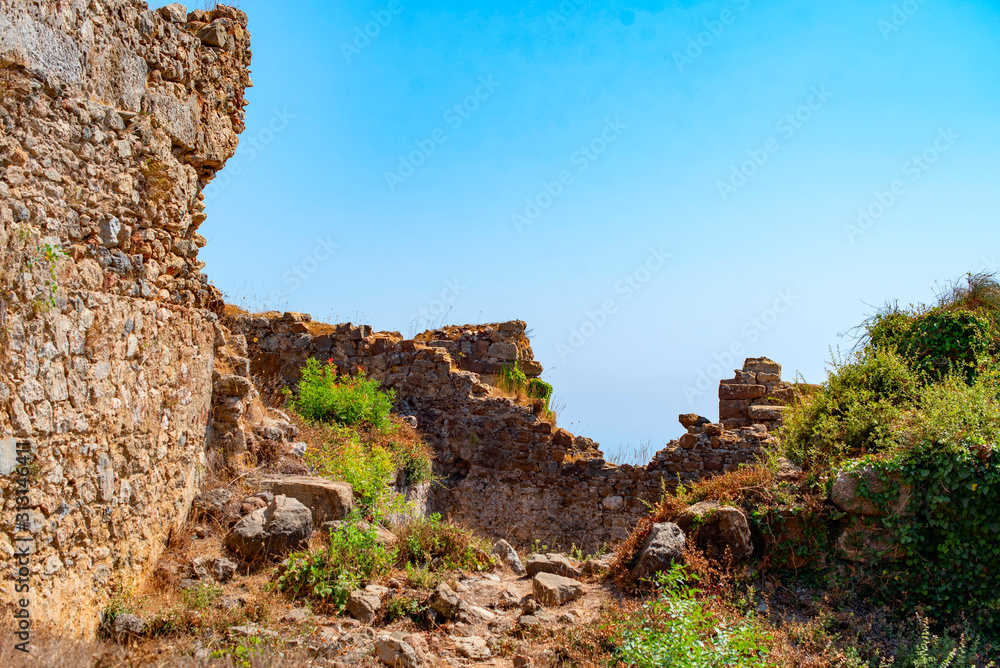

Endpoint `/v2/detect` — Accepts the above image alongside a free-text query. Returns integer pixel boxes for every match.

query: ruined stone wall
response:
[0,1,251,635]
[232,312,781,553]
[719,357,796,430]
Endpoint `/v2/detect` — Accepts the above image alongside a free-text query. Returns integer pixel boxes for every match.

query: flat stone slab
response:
[259,475,353,525]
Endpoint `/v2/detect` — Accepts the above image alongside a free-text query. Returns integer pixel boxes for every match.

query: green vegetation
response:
[272,513,495,610]
[273,515,396,612]
[290,358,395,430]
[496,361,555,420]
[288,358,433,515]
[617,565,771,667]
[394,512,494,572]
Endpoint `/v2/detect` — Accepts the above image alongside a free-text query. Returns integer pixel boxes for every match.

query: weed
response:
[394,513,494,572]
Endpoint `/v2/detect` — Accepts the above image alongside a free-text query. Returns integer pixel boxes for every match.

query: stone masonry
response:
[232,312,797,553]
[0,1,251,636]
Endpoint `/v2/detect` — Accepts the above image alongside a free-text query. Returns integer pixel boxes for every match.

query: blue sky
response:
[155,0,1000,461]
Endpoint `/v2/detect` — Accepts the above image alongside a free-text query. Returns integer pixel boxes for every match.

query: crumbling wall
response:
[719,357,796,430]
[233,312,783,552]
[0,1,251,636]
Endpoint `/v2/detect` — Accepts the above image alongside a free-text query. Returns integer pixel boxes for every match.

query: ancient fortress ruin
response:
[0,1,800,637]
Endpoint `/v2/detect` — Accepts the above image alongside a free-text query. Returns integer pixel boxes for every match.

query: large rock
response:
[525,553,581,578]
[225,495,312,561]
[831,468,912,516]
[532,573,584,607]
[635,522,686,580]
[676,501,753,562]
[260,475,354,525]
[492,539,526,576]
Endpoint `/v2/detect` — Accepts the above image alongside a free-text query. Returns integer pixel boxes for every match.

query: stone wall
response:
[0,1,251,635]
[719,357,796,430]
[232,312,786,553]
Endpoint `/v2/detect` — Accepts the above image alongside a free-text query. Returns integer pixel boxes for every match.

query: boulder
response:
[492,539,526,576]
[225,495,312,561]
[525,553,581,578]
[775,457,803,482]
[532,573,584,607]
[635,523,686,579]
[831,468,912,516]
[676,501,753,562]
[260,475,354,525]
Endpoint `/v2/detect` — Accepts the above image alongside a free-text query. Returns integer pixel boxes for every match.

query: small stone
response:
[281,607,312,624]
[429,583,463,620]
[112,613,146,640]
[455,635,491,660]
[374,635,420,668]
[157,3,188,23]
[346,587,383,624]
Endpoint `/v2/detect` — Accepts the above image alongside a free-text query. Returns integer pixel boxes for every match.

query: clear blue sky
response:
[155,0,1000,461]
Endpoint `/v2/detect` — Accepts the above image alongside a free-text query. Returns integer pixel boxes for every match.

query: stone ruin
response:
[0,0,806,637]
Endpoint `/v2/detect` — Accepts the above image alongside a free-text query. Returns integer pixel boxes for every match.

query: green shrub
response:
[291,359,395,430]
[868,309,992,384]
[394,513,494,572]
[780,348,921,470]
[497,361,554,412]
[273,515,396,611]
[305,425,397,512]
[616,565,771,667]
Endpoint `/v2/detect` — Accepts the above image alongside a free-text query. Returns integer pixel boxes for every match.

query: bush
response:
[394,513,494,572]
[868,309,993,384]
[291,359,395,430]
[304,425,397,512]
[273,516,396,611]
[616,565,771,667]
[497,361,554,414]
[780,348,921,470]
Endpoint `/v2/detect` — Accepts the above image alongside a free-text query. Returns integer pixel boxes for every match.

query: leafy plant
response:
[290,358,395,430]
[272,515,396,610]
[394,513,494,572]
[616,565,771,667]
[304,425,397,511]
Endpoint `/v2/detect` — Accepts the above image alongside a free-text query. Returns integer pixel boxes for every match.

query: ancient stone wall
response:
[232,312,782,553]
[719,357,796,430]
[0,1,251,635]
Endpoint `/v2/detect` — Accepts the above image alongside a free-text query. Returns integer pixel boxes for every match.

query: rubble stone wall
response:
[0,0,251,635]
[233,312,781,553]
